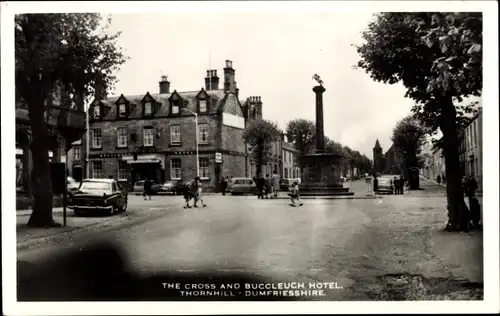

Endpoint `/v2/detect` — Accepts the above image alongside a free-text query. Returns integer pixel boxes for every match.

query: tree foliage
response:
[391,115,428,185]
[16,14,128,227]
[355,12,482,231]
[285,119,316,156]
[355,12,482,131]
[242,119,281,177]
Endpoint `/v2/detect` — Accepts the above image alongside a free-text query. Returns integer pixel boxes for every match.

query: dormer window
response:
[93,105,100,118]
[199,100,207,113]
[144,102,152,115]
[118,104,127,117]
[171,102,179,114]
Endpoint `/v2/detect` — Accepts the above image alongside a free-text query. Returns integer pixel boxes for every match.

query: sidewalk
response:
[420,176,483,197]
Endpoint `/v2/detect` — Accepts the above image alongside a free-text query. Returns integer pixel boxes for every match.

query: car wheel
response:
[118,200,128,212]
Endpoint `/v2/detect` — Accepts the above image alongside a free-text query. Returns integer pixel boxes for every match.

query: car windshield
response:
[79,181,111,191]
[379,178,391,184]
[135,181,145,186]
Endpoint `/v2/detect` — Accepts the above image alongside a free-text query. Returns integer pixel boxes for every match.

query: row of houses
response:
[66,60,301,192]
[421,108,483,191]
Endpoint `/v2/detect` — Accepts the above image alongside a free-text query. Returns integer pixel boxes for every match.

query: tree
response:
[285,119,316,158]
[242,119,281,178]
[16,14,128,227]
[355,12,482,231]
[391,115,428,189]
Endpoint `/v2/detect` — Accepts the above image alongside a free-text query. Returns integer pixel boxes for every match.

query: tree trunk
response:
[440,97,469,232]
[25,81,57,228]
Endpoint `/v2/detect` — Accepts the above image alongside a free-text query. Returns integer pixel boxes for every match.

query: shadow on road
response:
[17,241,297,301]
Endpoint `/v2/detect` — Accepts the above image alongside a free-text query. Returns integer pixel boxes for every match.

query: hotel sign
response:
[222,113,245,129]
[215,152,222,163]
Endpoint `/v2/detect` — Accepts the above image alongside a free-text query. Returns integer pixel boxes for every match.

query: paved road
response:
[17,182,483,301]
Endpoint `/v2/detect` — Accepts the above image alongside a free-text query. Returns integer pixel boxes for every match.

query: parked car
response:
[228,177,257,195]
[68,178,128,216]
[67,177,80,193]
[376,177,394,194]
[160,180,185,195]
[132,180,163,195]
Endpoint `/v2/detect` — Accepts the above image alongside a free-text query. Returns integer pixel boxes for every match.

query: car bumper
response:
[69,205,113,211]
[377,187,394,193]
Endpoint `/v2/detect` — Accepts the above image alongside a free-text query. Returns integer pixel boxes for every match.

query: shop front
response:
[122,154,166,185]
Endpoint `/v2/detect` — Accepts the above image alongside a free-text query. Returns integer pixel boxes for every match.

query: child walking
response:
[289,181,303,207]
[194,177,207,208]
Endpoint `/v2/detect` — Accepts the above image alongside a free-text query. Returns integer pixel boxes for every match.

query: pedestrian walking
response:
[182,180,193,209]
[288,181,303,207]
[373,174,379,195]
[143,177,152,200]
[364,174,372,194]
[257,175,265,199]
[194,177,207,208]
[264,174,272,199]
[220,177,227,196]
[393,176,399,194]
[272,170,280,198]
[436,174,441,185]
[399,174,405,195]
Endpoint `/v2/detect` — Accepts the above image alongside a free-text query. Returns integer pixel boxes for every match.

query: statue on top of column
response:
[312,74,324,86]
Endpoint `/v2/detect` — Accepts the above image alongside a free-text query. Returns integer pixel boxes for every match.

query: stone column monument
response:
[299,74,353,196]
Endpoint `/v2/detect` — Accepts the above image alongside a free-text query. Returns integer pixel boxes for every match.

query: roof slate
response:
[99,89,228,120]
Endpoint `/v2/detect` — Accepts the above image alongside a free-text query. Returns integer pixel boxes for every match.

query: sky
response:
[106,12,417,158]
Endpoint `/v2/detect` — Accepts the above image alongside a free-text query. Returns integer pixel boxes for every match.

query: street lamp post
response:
[182,108,199,177]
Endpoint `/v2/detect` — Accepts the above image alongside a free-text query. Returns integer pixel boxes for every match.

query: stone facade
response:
[81,60,258,192]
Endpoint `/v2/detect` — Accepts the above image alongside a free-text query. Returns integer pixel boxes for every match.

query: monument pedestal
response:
[299,153,354,196]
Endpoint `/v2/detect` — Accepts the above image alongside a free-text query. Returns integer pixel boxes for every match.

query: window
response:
[199,158,209,179]
[284,168,289,178]
[171,159,182,180]
[112,182,117,191]
[74,147,81,160]
[117,127,127,148]
[283,150,287,162]
[199,100,207,113]
[199,124,209,143]
[92,129,102,149]
[91,161,103,178]
[143,127,154,147]
[170,125,180,144]
[118,104,127,117]
[118,160,129,181]
[171,102,180,114]
[144,102,152,115]
[93,105,100,118]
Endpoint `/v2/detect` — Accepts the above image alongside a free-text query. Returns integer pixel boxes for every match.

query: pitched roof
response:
[97,89,227,120]
[374,139,382,149]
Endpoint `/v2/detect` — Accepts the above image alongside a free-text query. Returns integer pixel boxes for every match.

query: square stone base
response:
[299,153,352,195]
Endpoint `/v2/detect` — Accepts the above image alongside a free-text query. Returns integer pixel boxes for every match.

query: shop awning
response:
[127,159,161,164]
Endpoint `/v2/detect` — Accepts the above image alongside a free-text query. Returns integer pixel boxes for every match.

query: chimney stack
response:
[159,75,170,94]
[223,60,236,93]
[205,70,220,91]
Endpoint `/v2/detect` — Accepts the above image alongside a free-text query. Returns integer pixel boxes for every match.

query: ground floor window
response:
[92,161,103,178]
[284,168,289,178]
[199,158,209,179]
[171,158,182,180]
[118,160,130,181]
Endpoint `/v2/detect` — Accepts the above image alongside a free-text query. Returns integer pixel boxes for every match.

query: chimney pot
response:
[207,70,210,77]
[214,70,217,76]
[159,76,170,94]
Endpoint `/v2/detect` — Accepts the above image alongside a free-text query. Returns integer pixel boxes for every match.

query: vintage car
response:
[160,180,185,195]
[68,178,128,216]
[376,176,394,194]
[228,177,257,195]
[132,180,163,195]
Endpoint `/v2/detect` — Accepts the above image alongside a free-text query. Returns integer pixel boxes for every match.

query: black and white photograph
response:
[1,1,498,315]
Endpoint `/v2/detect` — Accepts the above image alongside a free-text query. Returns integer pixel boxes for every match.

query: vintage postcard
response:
[1,1,498,315]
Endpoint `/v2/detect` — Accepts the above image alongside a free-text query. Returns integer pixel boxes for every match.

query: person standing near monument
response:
[289,181,303,207]
[272,170,280,198]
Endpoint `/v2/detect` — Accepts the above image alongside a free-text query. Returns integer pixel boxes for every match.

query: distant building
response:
[421,107,482,191]
[383,144,401,174]
[282,141,301,179]
[458,108,483,191]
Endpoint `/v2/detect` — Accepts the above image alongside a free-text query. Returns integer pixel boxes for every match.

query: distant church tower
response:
[373,139,383,175]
